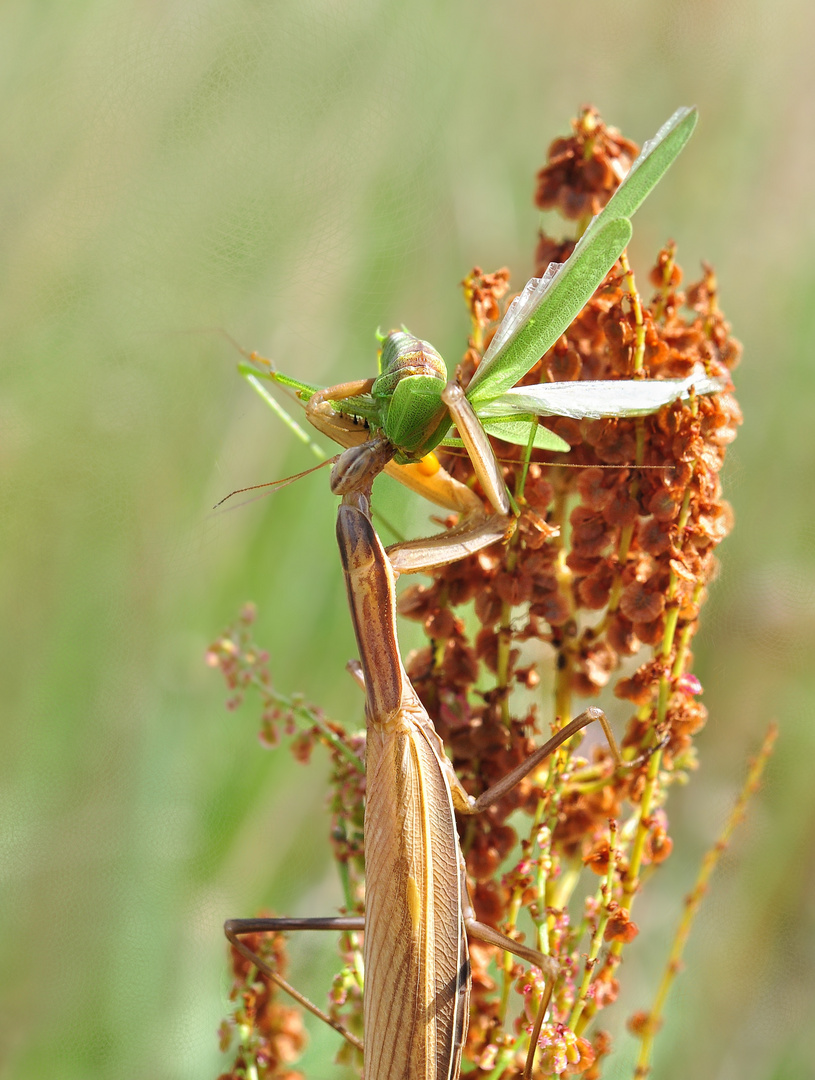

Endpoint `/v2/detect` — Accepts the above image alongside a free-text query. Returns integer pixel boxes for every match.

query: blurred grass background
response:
[2,1,813,1077]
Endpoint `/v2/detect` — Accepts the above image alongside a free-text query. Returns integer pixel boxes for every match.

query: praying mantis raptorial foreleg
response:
[226,495,623,1080]
[318,376,516,574]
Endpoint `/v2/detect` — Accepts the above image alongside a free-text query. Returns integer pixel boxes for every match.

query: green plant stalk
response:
[571,820,618,1034]
[634,723,778,1076]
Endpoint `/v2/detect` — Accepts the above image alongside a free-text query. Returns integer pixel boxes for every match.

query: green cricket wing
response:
[441,416,571,453]
[466,106,698,406]
[481,417,571,451]
[581,106,697,243]
[466,217,632,405]
[477,370,728,421]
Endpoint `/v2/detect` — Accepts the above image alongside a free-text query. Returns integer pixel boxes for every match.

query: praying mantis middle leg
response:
[226,495,622,1080]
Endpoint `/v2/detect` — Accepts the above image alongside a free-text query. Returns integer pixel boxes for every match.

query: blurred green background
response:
[2,1,813,1077]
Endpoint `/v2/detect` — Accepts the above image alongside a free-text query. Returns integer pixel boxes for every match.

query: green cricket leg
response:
[441,382,511,517]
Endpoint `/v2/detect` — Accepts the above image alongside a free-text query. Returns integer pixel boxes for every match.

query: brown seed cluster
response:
[535,106,639,223]
[395,110,740,1073]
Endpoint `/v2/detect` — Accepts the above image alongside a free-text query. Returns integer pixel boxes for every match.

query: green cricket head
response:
[371,331,452,463]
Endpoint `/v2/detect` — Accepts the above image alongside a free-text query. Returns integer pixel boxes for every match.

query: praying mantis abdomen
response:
[364,722,469,1080]
[340,502,470,1080]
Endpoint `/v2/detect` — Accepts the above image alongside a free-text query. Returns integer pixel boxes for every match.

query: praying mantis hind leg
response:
[454,714,623,1078]
[462,911,559,1080]
[437,709,623,1080]
[223,914,366,1052]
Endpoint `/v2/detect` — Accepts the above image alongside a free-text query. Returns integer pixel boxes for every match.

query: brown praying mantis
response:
[226,488,623,1080]
[222,106,731,1077]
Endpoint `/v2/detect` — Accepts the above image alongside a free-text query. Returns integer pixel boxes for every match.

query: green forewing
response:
[479,417,571,452]
[467,217,633,404]
[467,106,698,406]
[581,107,697,243]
